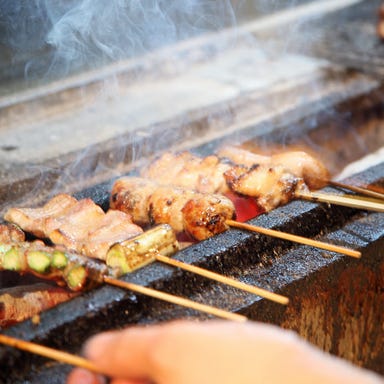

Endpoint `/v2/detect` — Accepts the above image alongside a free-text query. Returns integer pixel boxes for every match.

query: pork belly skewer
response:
[0,226,245,322]
[4,194,145,260]
[4,196,287,305]
[110,177,361,258]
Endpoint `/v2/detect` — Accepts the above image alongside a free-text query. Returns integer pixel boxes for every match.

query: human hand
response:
[67,320,382,384]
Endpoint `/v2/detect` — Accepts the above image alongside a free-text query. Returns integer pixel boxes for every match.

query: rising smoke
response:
[1,0,240,82]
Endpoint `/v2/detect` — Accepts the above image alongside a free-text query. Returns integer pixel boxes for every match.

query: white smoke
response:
[20,0,239,79]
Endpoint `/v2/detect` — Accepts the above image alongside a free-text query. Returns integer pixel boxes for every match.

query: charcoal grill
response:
[0,1,383,382]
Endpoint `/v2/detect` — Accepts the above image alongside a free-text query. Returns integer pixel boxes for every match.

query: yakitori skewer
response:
[106,227,288,305]
[141,149,384,216]
[0,334,107,376]
[218,145,384,207]
[327,180,384,201]
[103,276,246,322]
[0,229,245,322]
[296,190,384,213]
[111,177,362,259]
[154,253,289,305]
[226,220,361,258]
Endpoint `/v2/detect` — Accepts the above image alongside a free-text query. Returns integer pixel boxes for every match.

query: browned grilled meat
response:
[4,194,78,238]
[141,151,231,194]
[218,146,329,190]
[224,164,307,212]
[0,223,25,243]
[4,194,143,260]
[110,177,236,241]
[0,283,77,328]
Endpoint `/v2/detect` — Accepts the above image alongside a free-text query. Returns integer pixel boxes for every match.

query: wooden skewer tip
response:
[226,220,361,259]
[155,253,289,305]
[0,334,106,376]
[103,276,247,322]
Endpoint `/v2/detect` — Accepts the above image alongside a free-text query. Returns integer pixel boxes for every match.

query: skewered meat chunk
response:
[110,177,236,240]
[0,283,77,328]
[4,194,77,238]
[224,164,307,212]
[218,146,329,190]
[141,151,231,193]
[83,210,144,260]
[4,195,143,260]
[140,150,316,212]
[48,198,106,252]
[0,224,25,243]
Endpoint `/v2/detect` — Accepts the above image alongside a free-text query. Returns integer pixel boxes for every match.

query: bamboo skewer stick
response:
[107,225,288,306]
[0,334,107,376]
[328,180,384,201]
[226,220,361,258]
[296,190,384,213]
[154,253,289,305]
[103,276,247,322]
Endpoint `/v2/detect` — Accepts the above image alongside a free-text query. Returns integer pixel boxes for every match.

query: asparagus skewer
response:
[0,226,247,321]
[0,225,180,291]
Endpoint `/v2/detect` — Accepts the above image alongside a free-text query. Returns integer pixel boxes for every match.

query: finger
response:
[66,368,106,384]
[83,324,163,380]
[82,320,274,381]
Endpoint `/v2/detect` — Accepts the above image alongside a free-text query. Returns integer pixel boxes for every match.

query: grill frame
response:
[1,1,384,381]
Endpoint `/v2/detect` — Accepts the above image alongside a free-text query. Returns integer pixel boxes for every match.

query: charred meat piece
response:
[224,164,307,212]
[110,177,236,241]
[0,283,77,328]
[141,151,231,193]
[218,146,329,190]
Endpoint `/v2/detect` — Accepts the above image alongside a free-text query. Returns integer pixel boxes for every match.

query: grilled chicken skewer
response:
[110,177,235,240]
[217,145,329,190]
[142,150,384,213]
[0,224,245,322]
[110,177,361,258]
[218,145,384,200]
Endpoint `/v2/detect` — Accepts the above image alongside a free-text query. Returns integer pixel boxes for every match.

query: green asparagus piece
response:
[26,250,51,273]
[106,224,180,274]
[52,250,68,269]
[64,265,88,291]
[0,242,108,291]
[2,247,25,271]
